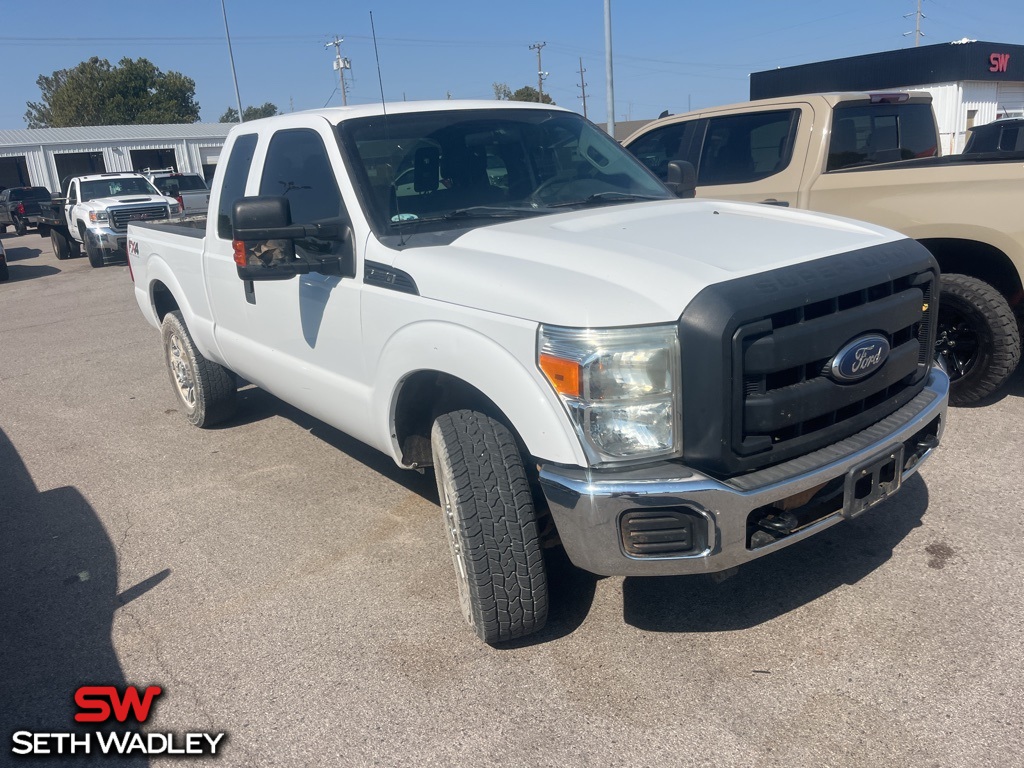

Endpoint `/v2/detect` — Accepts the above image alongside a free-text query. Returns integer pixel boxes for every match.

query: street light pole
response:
[604,0,615,140]
[220,0,244,123]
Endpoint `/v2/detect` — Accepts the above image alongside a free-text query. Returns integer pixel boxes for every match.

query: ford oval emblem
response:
[830,334,890,383]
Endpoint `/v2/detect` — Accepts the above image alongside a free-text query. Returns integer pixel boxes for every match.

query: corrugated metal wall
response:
[0,137,225,193]
[997,83,1024,116]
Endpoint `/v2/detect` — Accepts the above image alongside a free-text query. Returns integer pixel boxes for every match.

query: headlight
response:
[169,202,181,215]
[88,211,108,223]
[539,324,681,465]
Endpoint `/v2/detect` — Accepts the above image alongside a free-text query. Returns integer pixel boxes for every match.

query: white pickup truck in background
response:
[126,102,948,643]
[40,172,179,267]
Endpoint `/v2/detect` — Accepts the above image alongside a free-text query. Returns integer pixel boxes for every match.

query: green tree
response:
[219,102,280,123]
[25,57,200,128]
[493,82,554,104]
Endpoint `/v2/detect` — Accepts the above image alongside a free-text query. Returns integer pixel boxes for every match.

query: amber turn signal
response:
[539,354,581,397]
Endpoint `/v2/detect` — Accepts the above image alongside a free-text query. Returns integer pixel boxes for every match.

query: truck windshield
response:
[80,177,160,201]
[337,108,672,234]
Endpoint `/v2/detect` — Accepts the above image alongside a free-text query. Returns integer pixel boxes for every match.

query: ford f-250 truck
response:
[624,91,1024,405]
[39,173,179,267]
[127,102,948,643]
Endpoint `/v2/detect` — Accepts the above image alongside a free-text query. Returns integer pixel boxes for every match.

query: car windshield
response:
[154,175,208,194]
[337,108,672,235]
[80,177,160,201]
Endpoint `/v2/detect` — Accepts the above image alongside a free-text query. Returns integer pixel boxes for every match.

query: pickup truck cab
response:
[63,173,180,267]
[128,102,948,643]
[624,92,1024,404]
[143,168,211,216]
[0,186,52,236]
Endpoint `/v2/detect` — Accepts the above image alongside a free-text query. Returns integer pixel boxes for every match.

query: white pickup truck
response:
[127,102,948,644]
[43,173,180,267]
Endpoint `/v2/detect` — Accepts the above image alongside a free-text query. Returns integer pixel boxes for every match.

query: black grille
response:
[678,238,940,477]
[110,205,169,232]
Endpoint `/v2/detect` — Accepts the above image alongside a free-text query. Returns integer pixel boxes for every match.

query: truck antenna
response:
[370,11,406,247]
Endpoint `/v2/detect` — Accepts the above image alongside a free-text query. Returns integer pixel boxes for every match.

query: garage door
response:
[996,83,1024,118]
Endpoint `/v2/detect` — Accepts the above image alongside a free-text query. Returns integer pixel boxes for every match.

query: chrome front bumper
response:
[539,368,948,577]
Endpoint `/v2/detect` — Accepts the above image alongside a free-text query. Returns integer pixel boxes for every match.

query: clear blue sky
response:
[0,0,1020,128]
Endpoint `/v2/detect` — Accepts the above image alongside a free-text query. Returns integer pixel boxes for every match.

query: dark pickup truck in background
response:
[0,186,52,236]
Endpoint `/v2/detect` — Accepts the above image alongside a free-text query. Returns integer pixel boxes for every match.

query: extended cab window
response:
[696,110,798,186]
[625,121,698,182]
[216,133,258,240]
[827,102,937,171]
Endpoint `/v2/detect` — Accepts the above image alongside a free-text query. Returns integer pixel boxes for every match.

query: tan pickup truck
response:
[624,92,1024,405]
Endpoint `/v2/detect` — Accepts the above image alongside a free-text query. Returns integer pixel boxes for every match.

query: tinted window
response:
[625,121,698,181]
[696,110,797,185]
[155,175,208,195]
[259,129,345,260]
[10,187,51,201]
[216,133,258,240]
[999,125,1024,151]
[827,103,937,171]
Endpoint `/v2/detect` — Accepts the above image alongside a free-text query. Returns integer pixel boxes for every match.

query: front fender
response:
[372,320,586,468]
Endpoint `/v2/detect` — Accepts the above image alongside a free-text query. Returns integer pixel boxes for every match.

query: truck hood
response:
[79,195,174,211]
[391,198,906,327]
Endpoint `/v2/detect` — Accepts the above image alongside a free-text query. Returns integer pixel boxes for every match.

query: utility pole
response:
[530,42,548,103]
[604,0,615,140]
[325,36,351,106]
[904,0,925,47]
[578,57,588,118]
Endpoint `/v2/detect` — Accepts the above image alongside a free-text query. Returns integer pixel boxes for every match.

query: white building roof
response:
[0,123,233,148]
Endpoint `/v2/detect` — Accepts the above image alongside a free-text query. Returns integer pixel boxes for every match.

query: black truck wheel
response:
[937,273,1021,405]
[431,409,548,644]
[14,217,27,236]
[160,311,237,427]
[0,260,8,282]
[51,229,71,260]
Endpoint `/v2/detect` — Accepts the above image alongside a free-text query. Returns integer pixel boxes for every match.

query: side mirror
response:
[666,160,697,199]
[231,196,343,281]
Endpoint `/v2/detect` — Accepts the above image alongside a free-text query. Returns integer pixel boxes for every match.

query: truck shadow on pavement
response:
[231,386,599,642]
[621,474,929,633]
[2,243,43,261]
[0,428,154,765]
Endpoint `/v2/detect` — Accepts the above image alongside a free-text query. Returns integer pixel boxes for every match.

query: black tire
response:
[937,273,1021,405]
[0,261,8,282]
[0,224,7,233]
[86,242,104,268]
[431,409,548,644]
[51,229,70,260]
[14,216,26,237]
[160,311,237,427]
[69,238,81,259]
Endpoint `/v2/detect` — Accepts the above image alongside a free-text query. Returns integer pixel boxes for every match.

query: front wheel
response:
[160,311,237,427]
[937,273,1021,405]
[431,410,548,644]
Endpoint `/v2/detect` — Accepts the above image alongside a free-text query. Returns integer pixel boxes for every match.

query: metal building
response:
[751,40,1024,154]
[0,123,232,194]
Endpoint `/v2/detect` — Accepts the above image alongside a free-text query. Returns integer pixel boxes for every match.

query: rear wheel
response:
[937,273,1021,405]
[51,229,70,260]
[14,217,27,236]
[431,409,548,644]
[160,311,237,427]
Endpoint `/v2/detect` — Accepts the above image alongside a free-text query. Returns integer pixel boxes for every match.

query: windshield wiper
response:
[440,205,547,220]
[544,191,669,208]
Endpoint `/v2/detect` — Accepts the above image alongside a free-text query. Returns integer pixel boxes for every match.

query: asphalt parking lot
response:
[1,228,1022,767]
